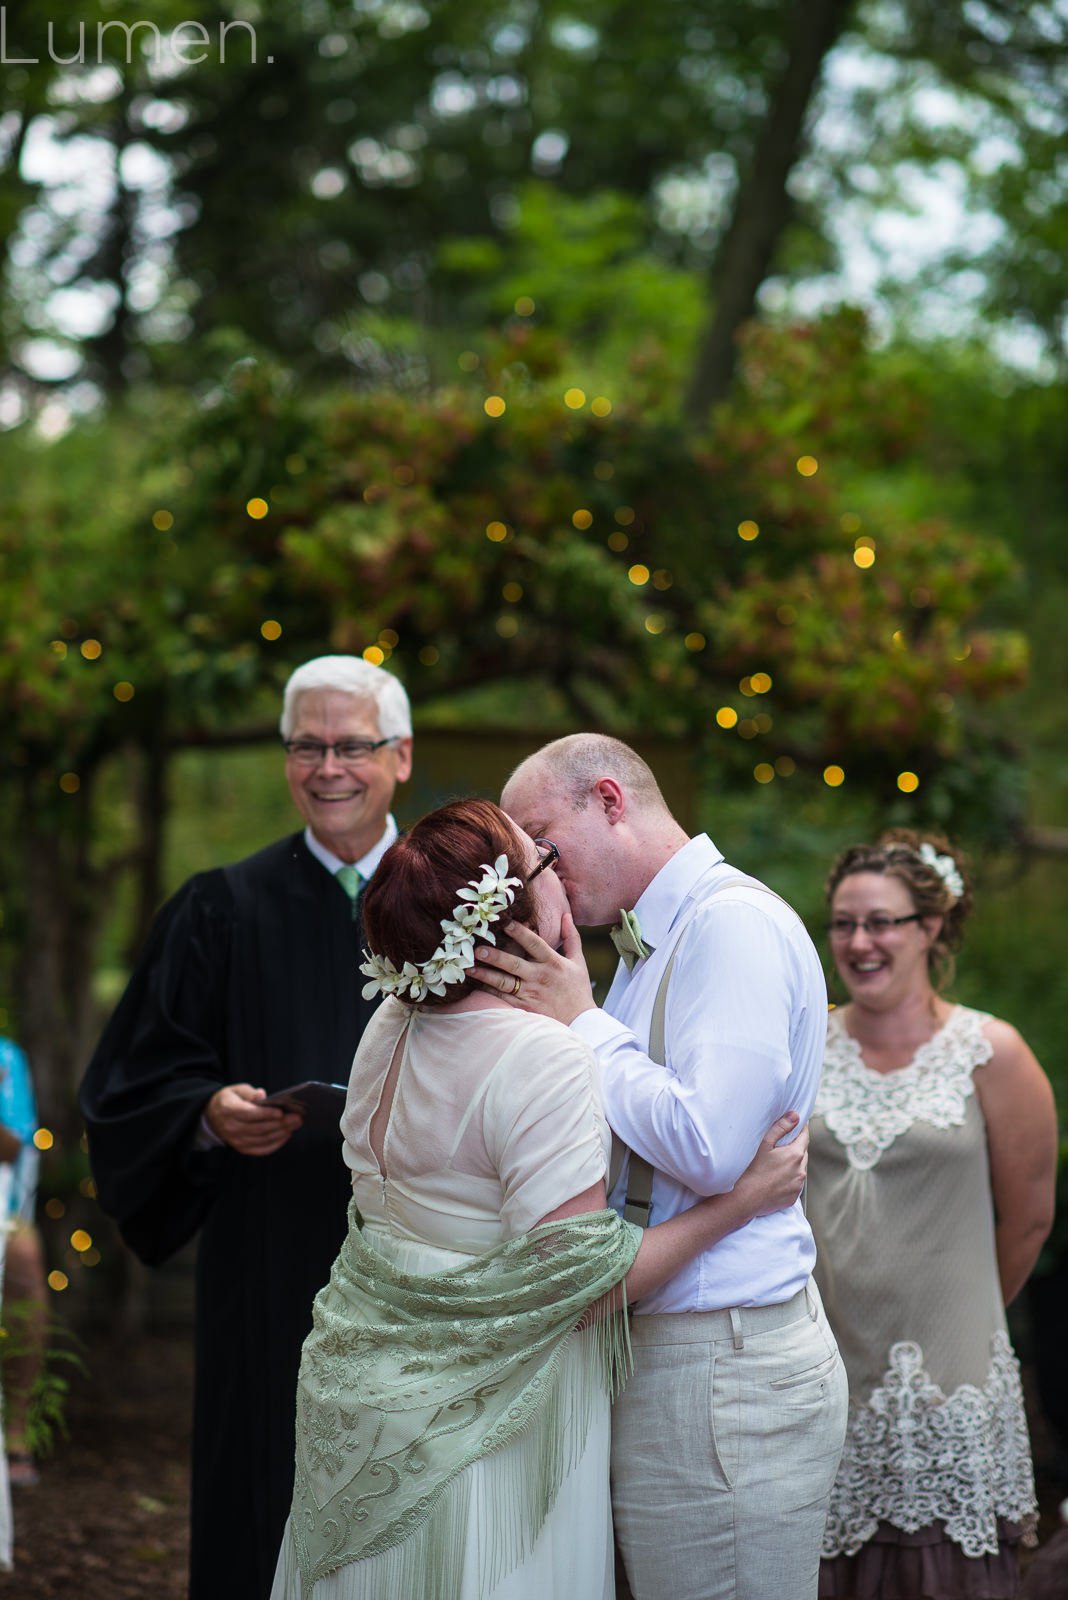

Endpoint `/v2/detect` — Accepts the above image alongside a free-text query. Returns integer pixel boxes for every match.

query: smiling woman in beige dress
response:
[807,830,1057,1600]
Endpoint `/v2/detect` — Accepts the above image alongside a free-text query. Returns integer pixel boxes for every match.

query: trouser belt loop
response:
[729,1305,744,1351]
[806,1282,818,1321]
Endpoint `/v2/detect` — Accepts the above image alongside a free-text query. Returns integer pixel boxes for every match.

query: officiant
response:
[79,655,413,1600]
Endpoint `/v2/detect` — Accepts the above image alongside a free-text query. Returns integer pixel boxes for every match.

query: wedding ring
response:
[510,974,522,997]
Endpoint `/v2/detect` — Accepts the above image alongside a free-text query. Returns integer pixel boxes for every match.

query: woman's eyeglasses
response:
[526,840,560,882]
[825,913,922,940]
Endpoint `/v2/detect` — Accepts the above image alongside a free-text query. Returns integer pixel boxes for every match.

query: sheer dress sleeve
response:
[483,1019,610,1238]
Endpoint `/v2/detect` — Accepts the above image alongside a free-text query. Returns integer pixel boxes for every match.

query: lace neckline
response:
[830,1003,962,1080]
[817,1004,993,1169]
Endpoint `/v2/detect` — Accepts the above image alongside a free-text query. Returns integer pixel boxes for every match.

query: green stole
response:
[289,1201,642,1596]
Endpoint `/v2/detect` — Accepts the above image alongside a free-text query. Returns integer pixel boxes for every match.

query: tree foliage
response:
[2,0,1066,409]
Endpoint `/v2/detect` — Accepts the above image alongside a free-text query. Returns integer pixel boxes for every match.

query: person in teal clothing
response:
[0,1036,48,1487]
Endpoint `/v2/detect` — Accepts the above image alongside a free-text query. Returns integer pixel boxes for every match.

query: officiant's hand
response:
[205,1083,304,1156]
[473,913,597,1026]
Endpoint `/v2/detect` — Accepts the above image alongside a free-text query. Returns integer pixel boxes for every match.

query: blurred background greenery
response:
[0,0,1066,1317]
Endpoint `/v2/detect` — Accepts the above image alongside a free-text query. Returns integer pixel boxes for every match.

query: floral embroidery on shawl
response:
[288,1201,640,1598]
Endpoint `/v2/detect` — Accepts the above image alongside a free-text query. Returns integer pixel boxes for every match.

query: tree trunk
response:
[83,86,139,393]
[130,732,170,958]
[15,769,105,1137]
[686,0,856,420]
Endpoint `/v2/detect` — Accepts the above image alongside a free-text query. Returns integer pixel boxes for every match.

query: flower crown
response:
[917,842,964,904]
[359,854,523,1003]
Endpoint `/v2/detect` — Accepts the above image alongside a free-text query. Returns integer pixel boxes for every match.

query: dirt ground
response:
[0,1331,192,1599]
[1,1327,1066,1600]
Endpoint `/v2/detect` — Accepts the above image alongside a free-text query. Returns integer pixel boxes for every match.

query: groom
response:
[477,732,847,1600]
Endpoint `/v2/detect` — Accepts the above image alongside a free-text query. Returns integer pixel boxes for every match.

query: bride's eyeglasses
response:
[526,840,561,882]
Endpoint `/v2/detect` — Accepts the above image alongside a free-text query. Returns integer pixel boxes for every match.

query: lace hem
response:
[816,1006,993,1170]
[823,1333,1038,1561]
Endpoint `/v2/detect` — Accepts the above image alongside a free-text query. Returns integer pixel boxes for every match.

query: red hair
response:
[362,798,535,1007]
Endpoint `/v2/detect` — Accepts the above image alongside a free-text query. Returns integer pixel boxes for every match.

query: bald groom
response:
[476,733,847,1600]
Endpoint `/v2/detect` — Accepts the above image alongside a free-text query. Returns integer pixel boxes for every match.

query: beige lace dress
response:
[808,1005,1038,1599]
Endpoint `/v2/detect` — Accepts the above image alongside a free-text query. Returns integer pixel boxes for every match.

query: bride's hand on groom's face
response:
[472,913,597,1026]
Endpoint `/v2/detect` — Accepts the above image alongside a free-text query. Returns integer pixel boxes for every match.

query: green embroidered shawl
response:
[289,1201,641,1597]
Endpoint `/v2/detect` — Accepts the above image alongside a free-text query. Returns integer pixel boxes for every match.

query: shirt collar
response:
[631,833,724,950]
[303,816,399,880]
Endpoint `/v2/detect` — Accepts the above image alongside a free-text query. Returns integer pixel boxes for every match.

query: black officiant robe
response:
[80,833,378,1600]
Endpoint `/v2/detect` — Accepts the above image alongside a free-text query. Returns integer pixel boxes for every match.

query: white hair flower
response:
[358,854,523,1002]
[917,842,964,903]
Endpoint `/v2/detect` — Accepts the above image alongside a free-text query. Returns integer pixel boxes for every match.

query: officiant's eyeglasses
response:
[283,738,399,765]
[826,913,922,940]
[526,839,561,882]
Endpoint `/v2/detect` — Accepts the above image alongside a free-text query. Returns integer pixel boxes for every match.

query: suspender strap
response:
[618,876,786,1228]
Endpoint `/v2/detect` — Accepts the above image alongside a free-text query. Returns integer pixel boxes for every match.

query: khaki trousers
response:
[611,1282,848,1600]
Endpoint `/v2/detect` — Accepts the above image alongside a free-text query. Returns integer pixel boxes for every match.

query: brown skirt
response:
[819,1519,1025,1600]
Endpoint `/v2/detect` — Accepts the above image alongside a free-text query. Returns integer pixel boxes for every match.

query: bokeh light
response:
[823,765,845,787]
[484,396,506,417]
[246,497,269,519]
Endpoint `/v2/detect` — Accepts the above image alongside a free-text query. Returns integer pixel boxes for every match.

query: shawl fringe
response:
[286,1204,639,1599]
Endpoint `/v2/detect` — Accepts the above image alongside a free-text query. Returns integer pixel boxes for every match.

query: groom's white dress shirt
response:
[570,833,827,1315]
